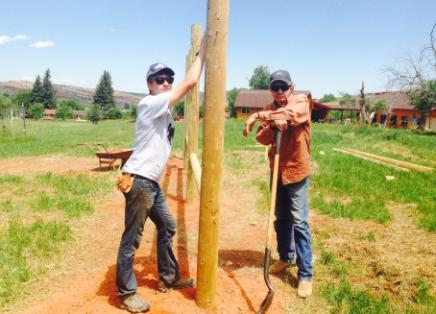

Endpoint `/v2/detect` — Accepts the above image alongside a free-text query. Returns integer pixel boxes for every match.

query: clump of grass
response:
[412,280,435,307]
[0,218,71,306]
[312,196,392,224]
[320,250,336,265]
[1,200,15,212]
[0,175,23,184]
[321,280,391,314]
[252,178,270,214]
[357,231,377,242]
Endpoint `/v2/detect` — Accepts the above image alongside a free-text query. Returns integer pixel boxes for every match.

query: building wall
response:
[236,107,261,119]
[374,109,436,129]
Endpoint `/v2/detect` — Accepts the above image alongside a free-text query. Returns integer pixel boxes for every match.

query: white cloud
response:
[30,40,54,48]
[0,34,30,45]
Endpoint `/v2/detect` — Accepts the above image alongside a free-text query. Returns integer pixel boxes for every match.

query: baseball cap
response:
[270,70,292,85]
[146,63,175,80]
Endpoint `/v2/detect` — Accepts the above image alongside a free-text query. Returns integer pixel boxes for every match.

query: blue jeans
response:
[116,176,179,296]
[274,176,312,280]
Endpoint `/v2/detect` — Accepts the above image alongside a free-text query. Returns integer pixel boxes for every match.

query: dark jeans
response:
[116,176,179,296]
[275,176,312,280]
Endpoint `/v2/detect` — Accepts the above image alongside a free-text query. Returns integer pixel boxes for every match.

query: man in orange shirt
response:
[243,70,313,298]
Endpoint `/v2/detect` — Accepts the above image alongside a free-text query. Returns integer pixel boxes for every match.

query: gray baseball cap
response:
[270,70,292,85]
[146,63,175,80]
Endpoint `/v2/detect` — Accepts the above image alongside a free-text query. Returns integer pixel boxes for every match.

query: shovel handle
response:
[265,131,282,249]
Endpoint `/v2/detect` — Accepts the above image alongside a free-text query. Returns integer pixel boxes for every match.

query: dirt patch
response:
[2,155,434,313]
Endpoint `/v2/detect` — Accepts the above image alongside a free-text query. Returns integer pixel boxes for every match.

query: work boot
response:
[269,259,296,274]
[157,277,195,293]
[297,280,313,298]
[119,293,150,313]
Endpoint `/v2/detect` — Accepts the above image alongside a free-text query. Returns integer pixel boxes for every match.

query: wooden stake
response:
[196,0,229,309]
[186,24,202,202]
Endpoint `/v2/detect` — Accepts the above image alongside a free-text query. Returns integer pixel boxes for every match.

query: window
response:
[380,114,387,124]
[390,115,397,125]
[241,107,251,114]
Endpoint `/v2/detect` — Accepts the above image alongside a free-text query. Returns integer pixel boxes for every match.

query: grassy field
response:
[0,119,435,312]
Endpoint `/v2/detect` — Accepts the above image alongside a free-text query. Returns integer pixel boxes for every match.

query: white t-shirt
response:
[122,92,174,182]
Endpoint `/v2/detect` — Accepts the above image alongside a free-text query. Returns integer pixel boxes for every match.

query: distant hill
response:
[0,80,146,107]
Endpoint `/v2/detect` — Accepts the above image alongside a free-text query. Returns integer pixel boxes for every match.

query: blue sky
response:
[1,0,435,98]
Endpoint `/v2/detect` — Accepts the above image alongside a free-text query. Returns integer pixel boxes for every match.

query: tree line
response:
[0,69,135,124]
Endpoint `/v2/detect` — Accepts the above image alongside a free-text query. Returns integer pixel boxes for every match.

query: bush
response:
[58,99,84,110]
[55,105,73,120]
[105,107,123,119]
[27,103,44,119]
[87,104,102,124]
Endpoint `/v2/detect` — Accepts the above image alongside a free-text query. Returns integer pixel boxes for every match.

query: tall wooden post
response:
[185,24,202,202]
[196,0,229,310]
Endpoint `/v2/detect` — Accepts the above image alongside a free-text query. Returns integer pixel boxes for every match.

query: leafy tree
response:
[30,75,44,104]
[93,70,115,116]
[173,100,184,117]
[249,65,270,89]
[55,105,74,120]
[407,80,436,130]
[42,69,56,109]
[0,95,11,132]
[227,88,240,118]
[130,105,137,119]
[27,103,44,119]
[319,94,336,103]
[87,104,102,124]
[13,91,32,109]
[105,107,123,119]
[59,99,84,110]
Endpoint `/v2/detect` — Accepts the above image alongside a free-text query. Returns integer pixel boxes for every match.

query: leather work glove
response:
[117,173,133,193]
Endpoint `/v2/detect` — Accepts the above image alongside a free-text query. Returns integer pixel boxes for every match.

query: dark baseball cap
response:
[270,70,292,85]
[146,63,175,80]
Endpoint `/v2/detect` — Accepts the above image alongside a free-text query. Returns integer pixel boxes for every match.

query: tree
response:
[87,103,102,124]
[55,105,74,120]
[249,65,270,89]
[27,103,44,119]
[384,23,436,129]
[0,95,11,133]
[130,105,137,119]
[407,80,436,129]
[226,88,240,118]
[93,70,115,116]
[59,99,84,110]
[30,75,44,104]
[319,94,336,103]
[338,92,356,122]
[173,100,184,117]
[13,91,32,109]
[42,69,56,109]
[105,107,123,119]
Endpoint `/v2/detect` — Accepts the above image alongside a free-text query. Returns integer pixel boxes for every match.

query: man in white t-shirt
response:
[116,40,206,313]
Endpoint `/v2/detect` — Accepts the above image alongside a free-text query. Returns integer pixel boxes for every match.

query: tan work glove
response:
[117,173,133,193]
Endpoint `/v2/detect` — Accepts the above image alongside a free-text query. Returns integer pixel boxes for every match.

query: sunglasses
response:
[270,84,290,92]
[153,76,174,85]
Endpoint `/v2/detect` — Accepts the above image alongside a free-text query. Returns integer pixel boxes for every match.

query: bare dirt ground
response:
[1,154,434,313]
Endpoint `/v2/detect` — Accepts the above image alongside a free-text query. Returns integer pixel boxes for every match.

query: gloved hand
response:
[117,173,133,193]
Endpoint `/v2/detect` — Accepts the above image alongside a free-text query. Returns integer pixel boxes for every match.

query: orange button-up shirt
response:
[256,92,312,184]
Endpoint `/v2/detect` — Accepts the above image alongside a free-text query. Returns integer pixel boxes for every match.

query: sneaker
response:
[297,280,313,298]
[269,259,296,274]
[157,277,195,293]
[119,293,150,313]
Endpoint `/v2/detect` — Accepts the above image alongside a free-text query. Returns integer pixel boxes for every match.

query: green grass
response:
[0,172,114,307]
[320,280,391,314]
[0,217,71,306]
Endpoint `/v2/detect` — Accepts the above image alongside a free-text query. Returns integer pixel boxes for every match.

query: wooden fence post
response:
[196,0,229,310]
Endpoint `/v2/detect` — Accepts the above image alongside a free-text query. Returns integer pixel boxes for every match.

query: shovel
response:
[257,130,282,314]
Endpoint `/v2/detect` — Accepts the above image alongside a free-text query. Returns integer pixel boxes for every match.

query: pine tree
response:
[42,69,56,109]
[30,75,44,104]
[93,70,115,116]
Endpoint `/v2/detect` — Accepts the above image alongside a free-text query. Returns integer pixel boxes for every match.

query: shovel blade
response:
[257,290,274,314]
